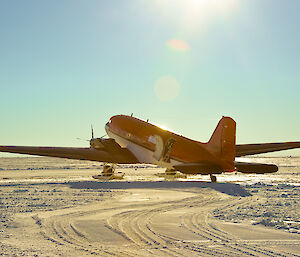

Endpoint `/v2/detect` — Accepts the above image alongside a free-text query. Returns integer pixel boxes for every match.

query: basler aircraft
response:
[1,115,300,182]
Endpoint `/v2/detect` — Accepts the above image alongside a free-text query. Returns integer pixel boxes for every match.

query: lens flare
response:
[166,39,190,52]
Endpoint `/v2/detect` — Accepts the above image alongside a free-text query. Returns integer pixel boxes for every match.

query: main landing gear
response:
[155,168,187,180]
[92,164,124,180]
[210,174,217,183]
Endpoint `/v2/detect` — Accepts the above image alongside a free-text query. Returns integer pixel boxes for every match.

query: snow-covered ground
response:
[0,157,300,256]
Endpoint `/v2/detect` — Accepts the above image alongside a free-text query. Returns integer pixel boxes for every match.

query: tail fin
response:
[206,116,236,171]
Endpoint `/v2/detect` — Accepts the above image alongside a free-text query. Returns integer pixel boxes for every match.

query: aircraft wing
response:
[236,142,300,157]
[0,146,138,164]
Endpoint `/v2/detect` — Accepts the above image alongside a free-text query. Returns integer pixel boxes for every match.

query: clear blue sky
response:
[0,0,300,155]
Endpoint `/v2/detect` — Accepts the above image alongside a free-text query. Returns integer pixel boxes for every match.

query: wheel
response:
[210,174,217,183]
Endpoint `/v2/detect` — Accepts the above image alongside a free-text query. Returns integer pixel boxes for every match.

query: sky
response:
[1,0,300,156]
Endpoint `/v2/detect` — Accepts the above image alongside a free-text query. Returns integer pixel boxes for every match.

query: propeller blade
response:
[76,138,89,142]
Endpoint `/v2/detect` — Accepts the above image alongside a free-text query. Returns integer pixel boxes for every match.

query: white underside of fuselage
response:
[106,127,182,169]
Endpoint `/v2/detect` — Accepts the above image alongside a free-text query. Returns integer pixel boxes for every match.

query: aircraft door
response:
[153,135,176,163]
[153,135,164,161]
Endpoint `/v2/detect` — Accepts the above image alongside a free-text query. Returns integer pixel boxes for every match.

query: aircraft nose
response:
[105,122,110,131]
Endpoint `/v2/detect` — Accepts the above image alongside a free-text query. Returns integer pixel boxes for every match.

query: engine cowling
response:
[90,138,105,149]
[90,138,123,152]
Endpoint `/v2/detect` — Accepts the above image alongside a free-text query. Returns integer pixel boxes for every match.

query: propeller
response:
[76,137,90,142]
[91,125,107,139]
[76,125,107,142]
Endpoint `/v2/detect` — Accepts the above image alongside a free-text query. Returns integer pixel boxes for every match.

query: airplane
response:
[1,114,300,182]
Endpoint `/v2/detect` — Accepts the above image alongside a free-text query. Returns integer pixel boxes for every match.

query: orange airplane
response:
[1,114,300,182]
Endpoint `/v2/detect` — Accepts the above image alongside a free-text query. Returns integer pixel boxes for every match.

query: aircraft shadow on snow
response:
[67,181,252,197]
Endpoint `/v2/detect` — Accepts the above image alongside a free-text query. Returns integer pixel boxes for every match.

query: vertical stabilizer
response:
[206,116,236,171]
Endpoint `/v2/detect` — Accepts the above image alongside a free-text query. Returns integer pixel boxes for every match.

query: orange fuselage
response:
[106,115,221,165]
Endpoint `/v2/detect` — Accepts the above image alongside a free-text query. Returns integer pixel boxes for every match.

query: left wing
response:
[0,146,138,164]
[236,142,300,157]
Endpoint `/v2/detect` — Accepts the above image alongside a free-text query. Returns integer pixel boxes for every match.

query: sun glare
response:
[154,0,238,34]
[152,122,178,134]
[156,123,169,131]
[182,0,237,9]
[186,0,210,8]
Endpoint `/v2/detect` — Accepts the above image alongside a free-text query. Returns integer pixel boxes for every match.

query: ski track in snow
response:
[0,157,300,256]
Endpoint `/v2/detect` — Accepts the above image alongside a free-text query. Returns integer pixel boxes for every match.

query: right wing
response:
[236,142,300,157]
[0,145,138,164]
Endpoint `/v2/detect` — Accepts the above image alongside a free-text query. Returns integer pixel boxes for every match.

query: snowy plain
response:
[0,157,300,256]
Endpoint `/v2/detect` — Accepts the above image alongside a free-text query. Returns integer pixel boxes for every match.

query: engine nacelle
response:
[90,138,105,149]
[90,138,123,152]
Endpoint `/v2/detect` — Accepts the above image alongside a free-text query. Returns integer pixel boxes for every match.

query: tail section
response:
[206,116,236,171]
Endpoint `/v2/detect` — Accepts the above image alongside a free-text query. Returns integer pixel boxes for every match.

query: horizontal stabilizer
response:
[235,161,278,173]
[236,142,300,157]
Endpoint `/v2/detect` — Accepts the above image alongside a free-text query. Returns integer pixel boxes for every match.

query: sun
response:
[188,0,238,14]
[152,0,238,33]
[185,0,210,8]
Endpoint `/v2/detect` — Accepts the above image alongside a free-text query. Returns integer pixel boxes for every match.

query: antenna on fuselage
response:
[91,125,94,139]
[131,113,133,117]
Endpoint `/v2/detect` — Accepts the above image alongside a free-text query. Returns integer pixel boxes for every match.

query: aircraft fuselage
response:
[105,115,220,170]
